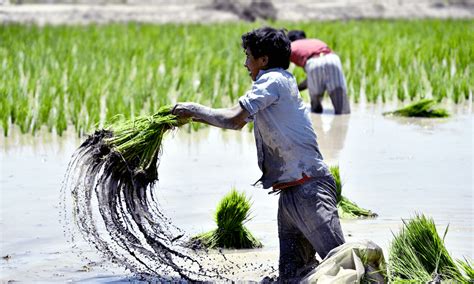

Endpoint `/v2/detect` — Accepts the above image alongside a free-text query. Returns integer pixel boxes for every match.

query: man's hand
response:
[172,102,197,120]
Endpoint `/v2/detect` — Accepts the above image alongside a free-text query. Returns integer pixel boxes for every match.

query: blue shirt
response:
[239,68,330,189]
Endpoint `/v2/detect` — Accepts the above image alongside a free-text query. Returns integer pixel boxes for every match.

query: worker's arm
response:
[298,78,308,91]
[172,103,249,130]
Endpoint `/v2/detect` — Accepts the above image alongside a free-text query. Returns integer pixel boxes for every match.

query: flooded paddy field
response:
[1,102,472,282]
[1,2,472,282]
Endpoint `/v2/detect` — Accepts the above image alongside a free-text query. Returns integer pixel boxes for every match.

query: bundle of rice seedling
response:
[61,105,227,281]
[383,98,449,118]
[103,106,183,180]
[330,166,378,219]
[194,188,262,249]
[388,214,468,282]
[457,258,474,281]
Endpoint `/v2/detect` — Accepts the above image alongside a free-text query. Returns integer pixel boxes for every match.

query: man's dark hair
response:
[241,27,291,69]
[288,30,306,42]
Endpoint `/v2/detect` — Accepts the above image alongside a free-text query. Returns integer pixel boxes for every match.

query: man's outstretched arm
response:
[172,103,249,130]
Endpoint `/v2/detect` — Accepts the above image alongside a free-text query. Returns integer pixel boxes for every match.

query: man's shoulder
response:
[258,68,293,83]
[255,69,297,97]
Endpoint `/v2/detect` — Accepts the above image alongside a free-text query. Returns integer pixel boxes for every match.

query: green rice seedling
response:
[457,258,474,281]
[56,107,68,136]
[330,165,377,219]
[338,197,378,219]
[104,105,184,177]
[1,20,471,136]
[383,98,449,118]
[388,231,432,282]
[194,188,262,249]
[0,88,10,136]
[331,165,343,202]
[388,214,465,282]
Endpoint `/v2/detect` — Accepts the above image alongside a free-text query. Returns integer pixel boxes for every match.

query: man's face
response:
[244,48,267,81]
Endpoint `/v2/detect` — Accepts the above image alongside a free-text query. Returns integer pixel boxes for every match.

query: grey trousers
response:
[305,54,351,115]
[277,175,345,282]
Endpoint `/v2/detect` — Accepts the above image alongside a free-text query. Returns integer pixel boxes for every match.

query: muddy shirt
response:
[239,68,330,189]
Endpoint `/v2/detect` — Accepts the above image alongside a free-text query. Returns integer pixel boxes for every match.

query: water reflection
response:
[310,113,350,164]
[382,115,453,133]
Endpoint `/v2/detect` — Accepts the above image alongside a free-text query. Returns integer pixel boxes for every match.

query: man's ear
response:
[259,55,269,68]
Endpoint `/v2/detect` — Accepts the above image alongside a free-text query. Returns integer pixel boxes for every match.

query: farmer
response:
[172,27,345,281]
[288,30,351,115]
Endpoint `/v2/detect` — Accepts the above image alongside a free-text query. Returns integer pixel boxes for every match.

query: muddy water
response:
[1,103,472,281]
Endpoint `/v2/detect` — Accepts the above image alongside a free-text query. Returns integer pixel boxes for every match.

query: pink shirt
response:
[290,39,332,67]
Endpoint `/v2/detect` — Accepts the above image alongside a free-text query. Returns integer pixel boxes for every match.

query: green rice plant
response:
[457,258,474,281]
[1,20,471,136]
[330,165,377,219]
[193,188,262,249]
[331,165,343,202]
[389,233,432,282]
[388,214,466,282]
[383,98,449,118]
[104,105,184,176]
[338,197,377,219]
[0,88,10,136]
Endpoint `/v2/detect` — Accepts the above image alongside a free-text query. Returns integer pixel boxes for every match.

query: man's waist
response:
[272,173,312,190]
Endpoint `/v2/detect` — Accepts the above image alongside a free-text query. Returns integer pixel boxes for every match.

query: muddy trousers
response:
[277,175,345,282]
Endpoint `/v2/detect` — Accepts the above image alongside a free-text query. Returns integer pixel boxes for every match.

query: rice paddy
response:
[2,17,472,282]
[1,19,472,136]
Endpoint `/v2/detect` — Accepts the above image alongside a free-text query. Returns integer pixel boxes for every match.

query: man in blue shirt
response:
[172,27,345,281]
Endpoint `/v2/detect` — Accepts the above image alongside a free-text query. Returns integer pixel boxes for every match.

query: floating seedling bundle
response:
[61,106,234,281]
[330,166,378,219]
[383,98,449,118]
[193,188,262,249]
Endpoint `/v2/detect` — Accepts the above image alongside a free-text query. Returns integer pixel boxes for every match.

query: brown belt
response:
[272,173,312,190]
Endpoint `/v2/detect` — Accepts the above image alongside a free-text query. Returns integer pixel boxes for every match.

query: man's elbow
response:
[235,122,247,130]
[229,119,247,130]
[227,106,249,130]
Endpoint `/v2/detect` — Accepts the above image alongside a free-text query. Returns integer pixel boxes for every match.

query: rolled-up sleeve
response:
[239,75,280,116]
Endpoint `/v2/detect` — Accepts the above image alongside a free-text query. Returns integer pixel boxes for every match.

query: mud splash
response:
[60,129,268,281]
